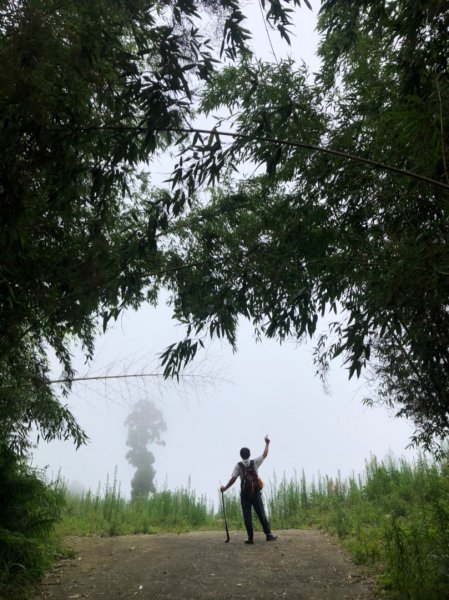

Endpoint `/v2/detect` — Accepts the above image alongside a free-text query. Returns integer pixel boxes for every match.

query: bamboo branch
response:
[0,371,211,391]
[166,127,449,192]
[47,372,209,385]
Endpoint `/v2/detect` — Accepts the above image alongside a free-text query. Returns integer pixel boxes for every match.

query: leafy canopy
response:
[159,1,449,452]
[0,0,304,453]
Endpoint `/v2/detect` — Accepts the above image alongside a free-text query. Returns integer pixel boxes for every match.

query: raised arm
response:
[262,434,271,459]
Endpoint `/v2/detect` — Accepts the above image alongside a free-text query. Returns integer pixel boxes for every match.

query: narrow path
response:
[35,530,376,599]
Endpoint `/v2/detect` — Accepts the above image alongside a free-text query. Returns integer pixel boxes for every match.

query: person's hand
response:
[220,485,226,493]
[264,434,270,444]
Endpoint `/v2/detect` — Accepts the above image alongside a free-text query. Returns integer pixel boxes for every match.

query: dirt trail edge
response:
[34,530,376,600]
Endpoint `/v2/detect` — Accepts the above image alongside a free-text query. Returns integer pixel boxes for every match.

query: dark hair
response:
[240,447,250,459]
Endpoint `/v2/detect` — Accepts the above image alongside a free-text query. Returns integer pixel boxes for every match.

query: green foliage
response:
[0,446,65,599]
[58,478,218,537]
[0,0,194,454]
[0,341,88,457]
[266,454,449,600]
[0,0,302,452]
[160,1,449,451]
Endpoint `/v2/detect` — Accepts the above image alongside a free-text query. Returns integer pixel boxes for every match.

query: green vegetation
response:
[0,447,66,600]
[58,473,216,537]
[0,0,302,463]
[160,1,449,454]
[266,455,449,599]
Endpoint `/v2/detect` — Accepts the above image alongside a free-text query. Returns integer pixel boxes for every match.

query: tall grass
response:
[54,452,449,599]
[265,454,449,599]
[58,471,219,537]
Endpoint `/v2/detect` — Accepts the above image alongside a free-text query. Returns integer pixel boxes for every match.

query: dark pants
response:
[240,491,272,540]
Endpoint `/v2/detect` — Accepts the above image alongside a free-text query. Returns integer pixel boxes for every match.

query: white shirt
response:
[232,455,265,480]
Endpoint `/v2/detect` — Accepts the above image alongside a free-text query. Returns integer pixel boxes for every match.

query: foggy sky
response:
[34,301,417,503]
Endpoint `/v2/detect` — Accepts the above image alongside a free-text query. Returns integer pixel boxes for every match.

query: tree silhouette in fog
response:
[125,399,167,499]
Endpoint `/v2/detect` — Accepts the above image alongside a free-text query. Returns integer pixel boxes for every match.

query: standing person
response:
[220,435,277,544]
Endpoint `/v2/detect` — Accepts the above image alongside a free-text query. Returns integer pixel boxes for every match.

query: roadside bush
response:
[0,445,65,599]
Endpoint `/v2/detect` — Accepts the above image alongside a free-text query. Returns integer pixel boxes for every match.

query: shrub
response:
[0,445,65,598]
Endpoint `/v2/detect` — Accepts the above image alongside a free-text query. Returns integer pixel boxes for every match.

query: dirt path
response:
[34,530,376,599]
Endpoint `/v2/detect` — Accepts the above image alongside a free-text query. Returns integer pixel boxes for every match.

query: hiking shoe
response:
[244,539,254,544]
[266,534,278,541]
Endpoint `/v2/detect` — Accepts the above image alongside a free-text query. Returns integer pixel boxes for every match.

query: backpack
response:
[239,460,264,497]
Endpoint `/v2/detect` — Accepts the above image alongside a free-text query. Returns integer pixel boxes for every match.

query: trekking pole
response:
[221,490,230,543]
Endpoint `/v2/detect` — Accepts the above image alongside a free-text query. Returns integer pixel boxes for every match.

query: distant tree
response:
[158,1,449,452]
[125,399,166,499]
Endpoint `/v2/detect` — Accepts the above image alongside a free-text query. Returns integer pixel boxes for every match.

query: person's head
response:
[240,447,250,459]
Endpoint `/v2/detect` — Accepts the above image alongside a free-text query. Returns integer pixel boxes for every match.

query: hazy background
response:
[32,1,419,505]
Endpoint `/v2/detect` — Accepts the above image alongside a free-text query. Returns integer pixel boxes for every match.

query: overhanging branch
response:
[166,127,449,192]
